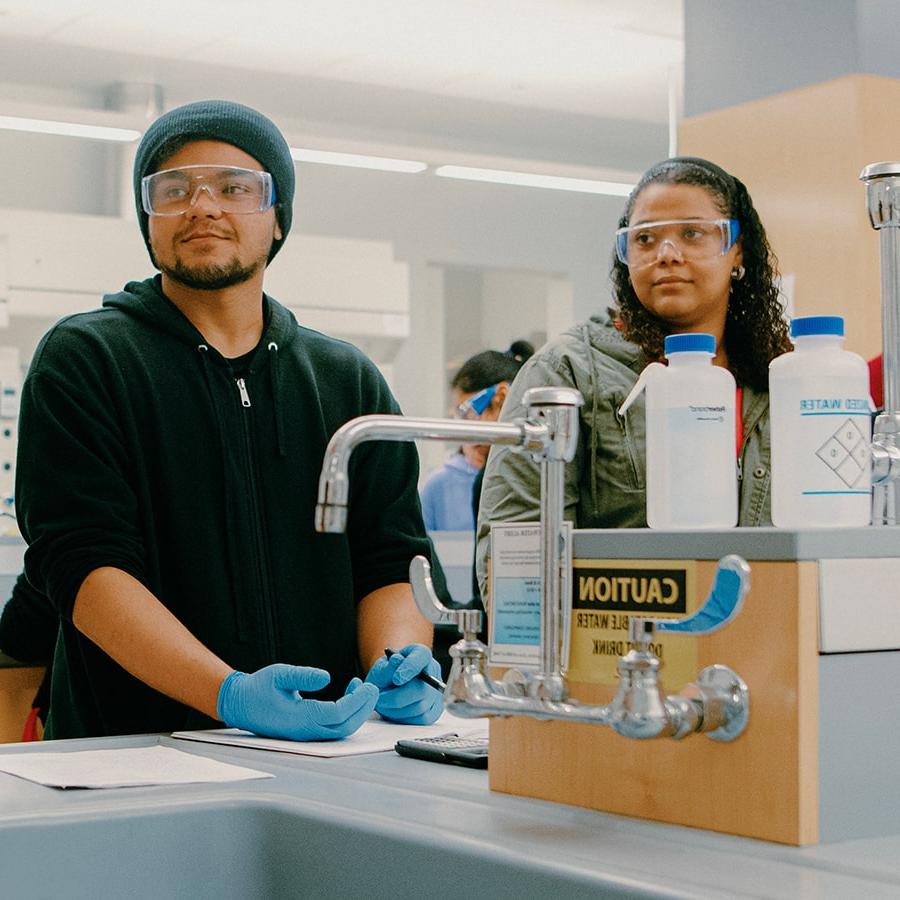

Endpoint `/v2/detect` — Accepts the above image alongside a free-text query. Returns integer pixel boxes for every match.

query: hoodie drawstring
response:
[268,341,287,458]
[197,343,249,641]
[581,324,600,517]
[196,343,214,395]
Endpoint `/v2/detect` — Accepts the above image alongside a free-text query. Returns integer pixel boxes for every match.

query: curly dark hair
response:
[611,156,791,390]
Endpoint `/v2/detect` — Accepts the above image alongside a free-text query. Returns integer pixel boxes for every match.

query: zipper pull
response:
[236,378,251,408]
[736,456,743,481]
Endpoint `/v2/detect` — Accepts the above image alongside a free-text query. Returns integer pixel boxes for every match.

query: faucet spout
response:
[315,415,540,533]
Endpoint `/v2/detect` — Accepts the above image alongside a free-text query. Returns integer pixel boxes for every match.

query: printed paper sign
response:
[488,522,571,668]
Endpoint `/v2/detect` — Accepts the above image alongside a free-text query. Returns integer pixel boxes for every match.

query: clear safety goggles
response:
[455,383,499,419]
[615,218,740,268]
[141,165,276,216]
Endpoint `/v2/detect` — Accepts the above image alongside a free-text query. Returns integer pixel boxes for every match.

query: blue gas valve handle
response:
[655,554,750,635]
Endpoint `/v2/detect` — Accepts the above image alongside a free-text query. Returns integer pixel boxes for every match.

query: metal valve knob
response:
[409,555,483,635]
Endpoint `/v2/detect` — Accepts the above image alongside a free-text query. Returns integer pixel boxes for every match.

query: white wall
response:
[481,268,559,352]
[0,132,627,424]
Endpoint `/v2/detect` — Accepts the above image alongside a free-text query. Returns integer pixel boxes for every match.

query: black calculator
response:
[394,734,489,769]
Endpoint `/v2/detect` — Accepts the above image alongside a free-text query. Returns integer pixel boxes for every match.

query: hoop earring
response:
[731,265,746,281]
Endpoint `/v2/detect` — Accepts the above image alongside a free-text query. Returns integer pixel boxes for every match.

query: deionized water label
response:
[770,369,872,527]
[784,391,871,496]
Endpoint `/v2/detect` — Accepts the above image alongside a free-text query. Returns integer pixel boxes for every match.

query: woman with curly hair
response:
[475,157,790,593]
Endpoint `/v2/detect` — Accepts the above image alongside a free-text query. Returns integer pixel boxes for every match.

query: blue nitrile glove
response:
[365,643,443,725]
[217,664,378,741]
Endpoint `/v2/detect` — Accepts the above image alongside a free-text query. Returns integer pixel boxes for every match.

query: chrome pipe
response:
[880,225,900,414]
[537,457,564,697]
[860,162,900,524]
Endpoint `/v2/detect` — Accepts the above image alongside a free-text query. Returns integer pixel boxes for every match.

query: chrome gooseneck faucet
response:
[316,386,750,742]
[860,162,900,524]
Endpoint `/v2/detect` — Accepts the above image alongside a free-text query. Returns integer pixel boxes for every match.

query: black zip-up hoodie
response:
[16,276,435,739]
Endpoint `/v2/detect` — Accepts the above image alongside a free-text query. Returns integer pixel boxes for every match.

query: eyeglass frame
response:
[141,164,276,217]
[455,383,500,419]
[614,218,740,266]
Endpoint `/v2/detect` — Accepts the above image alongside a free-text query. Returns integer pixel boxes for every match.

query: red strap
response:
[735,386,744,456]
[869,354,883,409]
[21,707,41,742]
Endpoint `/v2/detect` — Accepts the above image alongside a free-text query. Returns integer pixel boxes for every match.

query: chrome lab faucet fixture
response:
[316,386,750,742]
[860,162,900,524]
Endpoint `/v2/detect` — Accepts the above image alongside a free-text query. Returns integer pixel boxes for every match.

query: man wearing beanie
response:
[15,100,444,741]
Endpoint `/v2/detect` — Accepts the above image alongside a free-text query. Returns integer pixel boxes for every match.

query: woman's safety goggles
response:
[455,383,499,419]
[615,218,740,268]
[141,165,276,216]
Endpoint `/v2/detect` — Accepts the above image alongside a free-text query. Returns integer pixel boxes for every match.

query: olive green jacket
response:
[475,316,772,598]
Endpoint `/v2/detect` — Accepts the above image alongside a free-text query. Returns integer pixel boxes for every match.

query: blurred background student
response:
[419,340,534,532]
[423,340,534,676]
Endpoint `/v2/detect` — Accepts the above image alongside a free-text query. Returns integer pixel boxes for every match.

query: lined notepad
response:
[172,712,489,757]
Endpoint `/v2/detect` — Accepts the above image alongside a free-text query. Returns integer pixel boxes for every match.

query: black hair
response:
[451,340,535,393]
[610,156,791,390]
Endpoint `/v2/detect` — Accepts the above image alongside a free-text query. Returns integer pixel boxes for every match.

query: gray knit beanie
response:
[133,99,295,262]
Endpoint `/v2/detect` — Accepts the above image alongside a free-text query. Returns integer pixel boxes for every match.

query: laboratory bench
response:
[0,730,899,898]
[2,527,900,895]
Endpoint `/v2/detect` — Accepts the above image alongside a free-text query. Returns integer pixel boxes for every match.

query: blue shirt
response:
[419,453,480,531]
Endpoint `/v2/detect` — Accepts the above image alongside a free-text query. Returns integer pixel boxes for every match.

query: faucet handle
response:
[654,555,750,636]
[628,616,655,651]
[409,555,484,633]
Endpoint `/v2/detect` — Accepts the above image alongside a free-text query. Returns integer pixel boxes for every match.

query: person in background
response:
[454,341,535,531]
[427,341,533,675]
[0,573,55,738]
[419,340,534,532]
[15,100,443,741]
[477,157,791,597]
[869,353,883,412]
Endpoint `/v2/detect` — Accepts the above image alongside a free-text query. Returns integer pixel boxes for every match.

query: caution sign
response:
[567,558,698,688]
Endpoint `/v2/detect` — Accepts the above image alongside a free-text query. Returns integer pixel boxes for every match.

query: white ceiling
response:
[0,0,683,123]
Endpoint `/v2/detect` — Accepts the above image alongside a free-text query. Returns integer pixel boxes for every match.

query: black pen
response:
[383,647,447,691]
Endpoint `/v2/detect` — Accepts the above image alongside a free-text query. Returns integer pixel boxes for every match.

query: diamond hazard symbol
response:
[815,419,869,487]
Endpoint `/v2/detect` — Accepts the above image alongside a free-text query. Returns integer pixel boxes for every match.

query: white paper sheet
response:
[0,744,274,789]
[172,711,489,757]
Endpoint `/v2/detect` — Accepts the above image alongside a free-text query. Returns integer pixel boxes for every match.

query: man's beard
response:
[160,254,265,291]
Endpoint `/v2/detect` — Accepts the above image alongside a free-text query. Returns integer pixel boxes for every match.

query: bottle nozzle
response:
[618,362,665,416]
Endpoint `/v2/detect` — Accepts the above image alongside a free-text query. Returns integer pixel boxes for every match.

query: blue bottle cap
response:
[790,315,844,337]
[664,332,715,355]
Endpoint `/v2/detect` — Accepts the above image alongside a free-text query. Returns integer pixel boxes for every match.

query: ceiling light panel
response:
[434,165,634,196]
[0,115,140,142]
[290,147,427,173]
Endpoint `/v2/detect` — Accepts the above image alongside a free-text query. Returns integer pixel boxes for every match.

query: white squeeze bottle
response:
[619,332,737,529]
[769,315,871,527]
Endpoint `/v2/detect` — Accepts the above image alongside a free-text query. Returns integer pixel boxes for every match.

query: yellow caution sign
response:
[568,558,698,688]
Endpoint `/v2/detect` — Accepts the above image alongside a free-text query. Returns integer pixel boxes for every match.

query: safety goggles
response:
[141,165,276,216]
[455,383,499,419]
[615,218,740,267]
